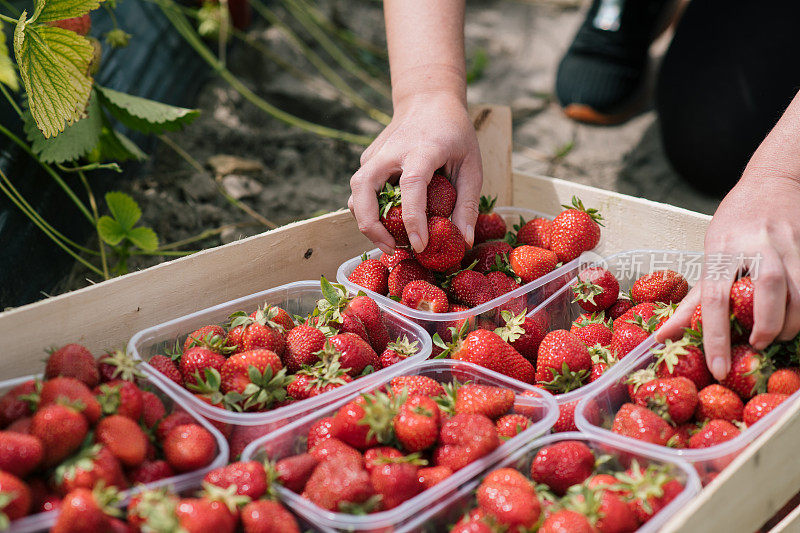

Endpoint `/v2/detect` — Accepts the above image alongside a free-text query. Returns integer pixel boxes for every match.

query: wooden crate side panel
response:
[472,105,513,205]
[512,172,712,254]
[771,502,800,532]
[662,396,800,533]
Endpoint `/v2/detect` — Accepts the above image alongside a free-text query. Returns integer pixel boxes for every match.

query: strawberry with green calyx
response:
[314,333,380,377]
[180,346,227,388]
[94,379,143,420]
[443,263,494,308]
[571,311,613,330]
[148,354,182,385]
[437,382,514,420]
[626,366,657,398]
[390,375,446,397]
[379,336,420,367]
[220,349,290,411]
[509,245,559,284]
[562,484,639,533]
[653,336,712,390]
[317,277,391,352]
[494,309,547,362]
[38,376,102,424]
[45,344,100,388]
[127,487,180,530]
[285,323,329,373]
[97,349,144,383]
[536,330,592,392]
[188,367,247,412]
[572,267,620,313]
[589,344,618,382]
[0,379,39,428]
[52,444,126,495]
[378,182,409,247]
[438,326,535,384]
[364,447,405,472]
[415,216,467,273]
[0,471,31,526]
[549,196,604,263]
[474,195,507,245]
[515,215,552,249]
[254,303,296,332]
[51,485,123,533]
[495,414,532,439]
[653,301,679,329]
[204,461,268,500]
[176,483,244,532]
[380,248,413,270]
[332,390,402,449]
[721,344,777,399]
[611,314,659,359]
[286,353,353,400]
[402,279,450,313]
[388,259,435,298]
[464,240,514,273]
[348,253,390,295]
[633,376,699,425]
[226,308,287,357]
[370,453,427,509]
[615,461,683,523]
[630,269,689,304]
[183,325,231,354]
[393,394,440,452]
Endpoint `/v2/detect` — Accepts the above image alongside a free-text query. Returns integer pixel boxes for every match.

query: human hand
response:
[657,174,800,380]
[348,91,482,254]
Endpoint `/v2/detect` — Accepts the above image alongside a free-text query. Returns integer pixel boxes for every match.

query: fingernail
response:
[409,233,424,253]
[464,225,474,246]
[377,243,393,255]
[710,357,727,380]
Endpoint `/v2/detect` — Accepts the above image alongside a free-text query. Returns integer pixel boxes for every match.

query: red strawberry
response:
[427,173,457,217]
[730,276,754,330]
[516,217,551,249]
[653,338,712,390]
[434,414,499,471]
[540,509,596,533]
[449,329,535,384]
[129,459,175,484]
[378,183,409,247]
[97,350,143,383]
[768,368,800,395]
[447,269,494,308]
[388,259,435,297]
[0,471,31,523]
[274,453,318,492]
[721,345,774,399]
[548,197,603,263]
[287,355,352,400]
[309,437,363,465]
[394,395,440,452]
[607,298,634,320]
[401,280,449,313]
[53,445,127,495]
[553,401,579,432]
[219,349,289,410]
[611,318,656,359]
[574,322,614,348]
[156,411,195,442]
[689,304,703,332]
[630,270,689,304]
[464,241,514,273]
[617,463,683,523]
[140,390,166,428]
[0,380,37,428]
[331,397,379,450]
[633,376,698,424]
[667,423,695,449]
[418,465,452,489]
[364,447,404,472]
[307,417,336,451]
[508,245,558,284]
[626,367,657,400]
[0,431,42,477]
[51,487,118,533]
[31,404,88,467]
[415,216,466,272]
[39,377,102,424]
[226,310,286,356]
[348,255,390,295]
[495,414,532,438]
[743,393,787,426]
[95,380,143,420]
[696,384,744,423]
[344,295,391,353]
[95,415,148,468]
[380,249,413,270]
[494,310,547,361]
[370,457,424,509]
[616,302,657,324]
[204,461,268,499]
[390,375,445,397]
[163,424,217,472]
[688,419,740,448]
[284,324,327,373]
[379,336,419,367]
[323,333,381,376]
[148,355,182,385]
[611,403,674,446]
[476,470,540,528]
[45,344,99,388]
[536,330,592,392]
[474,196,507,244]
[572,267,620,312]
[451,384,514,420]
[180,347,227,387]
[183,325,228,353]
[241,499,300,533]
[531,440,594,496]
[173,494,237,533]
[589,345,618,382]
[305,454,375,511]
[563,485,638,533]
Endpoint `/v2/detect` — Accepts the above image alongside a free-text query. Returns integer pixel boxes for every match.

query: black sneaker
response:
[556,0,676,125]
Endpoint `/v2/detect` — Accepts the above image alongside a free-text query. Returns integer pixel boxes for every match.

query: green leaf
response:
[97,215,125,245]
[105,191,140,230]
[0,21,18,90]
[36,0,102,23]
[96,85,199,134]
[14,15,93,138]
[23,90,102,163]
[126,226,158,251]
[93,124,147,163]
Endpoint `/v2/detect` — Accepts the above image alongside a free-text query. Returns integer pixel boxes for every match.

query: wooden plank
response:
[512,172,712,254]
[472,105,512,204]
[661,396,800,533]
[771,501,800,532]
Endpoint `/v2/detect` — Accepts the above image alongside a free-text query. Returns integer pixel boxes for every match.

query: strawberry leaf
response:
[35,0,103,23]
[0,21,18,90]
[96,85,200,135]
[98,192,159,251]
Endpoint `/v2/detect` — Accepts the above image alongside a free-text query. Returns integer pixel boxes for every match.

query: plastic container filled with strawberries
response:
[398,433,701,533]
[240,359,558,532]
[0,344,228,533]
[128,279,432,457]
[576,266,800,484]
[338,187,605,336]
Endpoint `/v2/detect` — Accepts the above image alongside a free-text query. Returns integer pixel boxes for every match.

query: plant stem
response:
[155,0,374,145]
[0,123,94,223]
[277,0,391,99]
[57,162,122,173]
[0,168,103,276]
[156,222,256,250]
[77,170,109,280]
[0,84,22,117]
[132,250,196,256]
[0,12,16,23]
[248,0,390,124]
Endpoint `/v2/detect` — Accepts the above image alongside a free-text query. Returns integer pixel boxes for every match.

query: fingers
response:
[700,260,736,381]
[350,155,399,254]
[450,150,483,247]
[778,252,800,340]
[657,285,700,342]
[399,152,444,252]
[750,248,788,349]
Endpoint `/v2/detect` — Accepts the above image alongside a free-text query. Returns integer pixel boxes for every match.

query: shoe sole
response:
[562,103,640,126]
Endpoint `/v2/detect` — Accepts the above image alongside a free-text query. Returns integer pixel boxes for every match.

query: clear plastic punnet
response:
[240,359,559,532]
[336,207,583,334]
[2,373,229,533]
[128,280,432,455]
[576,337,800,485]
[399,432,702,533]
[524,249,704,408]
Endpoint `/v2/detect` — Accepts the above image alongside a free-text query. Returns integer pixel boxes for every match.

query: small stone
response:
[181,173,218,201]
[207,154,264,176]
[221,174,264,200]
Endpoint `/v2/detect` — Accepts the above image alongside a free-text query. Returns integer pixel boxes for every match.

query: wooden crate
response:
[0,105,795,532]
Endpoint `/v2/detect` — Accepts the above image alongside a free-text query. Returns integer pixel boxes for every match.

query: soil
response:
[57,0,721,294]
